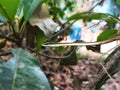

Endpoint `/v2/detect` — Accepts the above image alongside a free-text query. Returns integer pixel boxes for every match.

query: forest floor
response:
[1,37,120,90]
[1,40,120,90]
[39,48,120,90]
[0,23,120,90]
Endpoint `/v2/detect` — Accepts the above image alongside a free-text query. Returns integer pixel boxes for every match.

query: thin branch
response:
[89,0,103,11]
[11,23,18,38]
[85,20,102,30]
[46,20,76,42]
[100,62,120,90]
[27,47,76,60]
[0,33,18,42]
[0,51,12,56]
[43,35,120,47]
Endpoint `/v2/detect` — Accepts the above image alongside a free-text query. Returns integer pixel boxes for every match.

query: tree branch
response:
[43,36,120,47]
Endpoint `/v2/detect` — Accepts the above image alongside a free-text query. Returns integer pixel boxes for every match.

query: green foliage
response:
[46,0,76,20]
[22,0,44,22]
[0,0,20,21]
[46,0,64,20]
[116,0,120,4]
[50,7,65,19]
[0,0,52,89]
[55,46,65,53]
[66,9,120,89]
[35,29,46,53]
[63,0,76,11]
[16,0,24,18]
[68,12,120,25]
[0,48,51,90]
[0,0,78,90]
[1,0,120,90]
[97,30,118,41]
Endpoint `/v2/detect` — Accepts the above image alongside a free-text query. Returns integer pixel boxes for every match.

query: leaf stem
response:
[19,21,26,35]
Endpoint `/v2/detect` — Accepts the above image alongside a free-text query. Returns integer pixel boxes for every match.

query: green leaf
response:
[67,12,120,23]
[97,30,118,41]
[35,29,46,53]
[0,0,20,21]
[50,7,65,19]
[68,12,105,21]
[0,48,51,90]
[106,17,117,27]
[116,0,120,4]
[95,46,120,89]
[55,46,65,53]
[23,0,44,21]
[16,0,24,18]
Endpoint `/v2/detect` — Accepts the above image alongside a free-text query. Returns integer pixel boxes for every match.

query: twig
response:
[39,49,75,59]
[0,51,12,56]
[85,20,102,30]
[100,62,120,90]
[89,0,103,11]
[43,35,120,47]
[27,47,76,60]
[0,33,18,42]
[46,20,76,42]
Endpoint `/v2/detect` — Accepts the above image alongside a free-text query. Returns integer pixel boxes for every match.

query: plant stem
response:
[19,21,26,35]
[43,35,120,47]
[46,20,76,42]
[27,47,76,59]
[89,0,103,11]
[0,33,18,42]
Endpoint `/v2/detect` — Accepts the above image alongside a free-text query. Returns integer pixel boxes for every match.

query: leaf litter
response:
[39,50,120,90]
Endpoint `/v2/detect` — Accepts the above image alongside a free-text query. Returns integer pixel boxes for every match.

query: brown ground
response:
[39,49,120,90]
